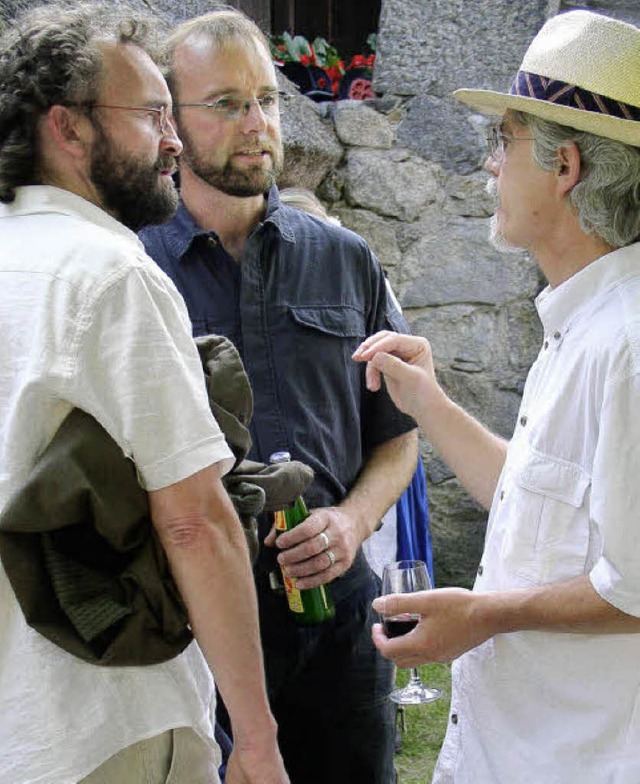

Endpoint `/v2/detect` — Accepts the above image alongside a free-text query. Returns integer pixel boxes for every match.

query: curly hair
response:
[0,2,156,203]
[512,110,640,248]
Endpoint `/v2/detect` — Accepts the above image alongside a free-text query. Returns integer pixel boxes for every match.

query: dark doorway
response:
[271,0,381,59]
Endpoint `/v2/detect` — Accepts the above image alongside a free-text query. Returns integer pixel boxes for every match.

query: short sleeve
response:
[69,259,234,491]
[589,367,640,617]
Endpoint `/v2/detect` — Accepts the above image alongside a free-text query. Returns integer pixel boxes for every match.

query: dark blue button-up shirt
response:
[140,188,415,592]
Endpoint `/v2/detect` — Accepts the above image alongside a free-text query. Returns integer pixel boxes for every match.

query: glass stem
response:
[408,667,422,685]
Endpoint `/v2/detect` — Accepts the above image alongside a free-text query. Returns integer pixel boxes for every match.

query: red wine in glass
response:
[381,560,443,705]
[383,613,419,638]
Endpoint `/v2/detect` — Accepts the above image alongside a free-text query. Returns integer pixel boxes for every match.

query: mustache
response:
[156,155,177,175]
[233,140,276,154]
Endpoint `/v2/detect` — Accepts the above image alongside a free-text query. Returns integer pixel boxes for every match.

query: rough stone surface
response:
[333,100,396,149]
[373,0,549,98]
[343,148,439,221]
[277,88,344,191]
[2,0,637,589]
[395,210,541,308]
[330,207,402,269]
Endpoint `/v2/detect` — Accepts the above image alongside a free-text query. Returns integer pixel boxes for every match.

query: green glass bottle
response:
[269,451,335,625]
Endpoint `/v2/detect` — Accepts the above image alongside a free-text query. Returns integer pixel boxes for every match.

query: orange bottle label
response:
[274,510,288,533]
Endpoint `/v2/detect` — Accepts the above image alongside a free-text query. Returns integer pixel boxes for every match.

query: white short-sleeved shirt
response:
[0,186,234,784]
[434,245,640,784]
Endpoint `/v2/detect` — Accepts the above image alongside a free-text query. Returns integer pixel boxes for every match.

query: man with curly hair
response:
[0,4,288,784]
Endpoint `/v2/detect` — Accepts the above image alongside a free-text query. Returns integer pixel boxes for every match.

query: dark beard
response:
[180,128,282,197]
[90,125,179,232]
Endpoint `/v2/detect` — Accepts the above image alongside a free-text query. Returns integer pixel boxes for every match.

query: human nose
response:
[484,155,500,175]
[239,98,269,131]
[160,117,183,156]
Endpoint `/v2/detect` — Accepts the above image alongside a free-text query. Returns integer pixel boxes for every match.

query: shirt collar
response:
[162,199,209,260]
[262,186,295,243]
[535,243,640,339]
[166,185,296,262]
[0,185,143,248]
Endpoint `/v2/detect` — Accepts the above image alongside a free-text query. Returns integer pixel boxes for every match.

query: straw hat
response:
[453,10,640,147]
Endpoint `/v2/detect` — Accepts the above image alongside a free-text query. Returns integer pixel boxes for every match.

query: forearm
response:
[339,429,418,545]
[374,574,640,666]
[150,470,276,748]
[418,383,507,510]
[480,574,640,636]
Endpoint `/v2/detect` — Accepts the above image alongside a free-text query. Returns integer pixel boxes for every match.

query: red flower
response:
[347,77,374,100]
[349,54,367,69]
[300,54,312,66]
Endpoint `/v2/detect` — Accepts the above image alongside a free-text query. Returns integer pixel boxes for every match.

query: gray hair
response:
[0,1,156,203]
[512,110,640,248]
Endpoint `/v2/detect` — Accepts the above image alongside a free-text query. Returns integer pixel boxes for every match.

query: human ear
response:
[556,142,581,194]
[42,104,91,160]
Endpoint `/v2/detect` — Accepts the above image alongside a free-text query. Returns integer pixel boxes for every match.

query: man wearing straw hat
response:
[354,9,640,783]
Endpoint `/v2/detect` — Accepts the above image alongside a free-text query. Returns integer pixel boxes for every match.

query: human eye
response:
[259,92,278,108]
[212,96,241,115]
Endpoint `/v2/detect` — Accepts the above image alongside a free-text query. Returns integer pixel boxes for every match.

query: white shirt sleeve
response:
[589,365,640,617]
[69,257,234,491]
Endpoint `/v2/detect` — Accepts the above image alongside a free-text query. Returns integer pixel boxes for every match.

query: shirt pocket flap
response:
[514,451,590,507]
[288,306,366,338]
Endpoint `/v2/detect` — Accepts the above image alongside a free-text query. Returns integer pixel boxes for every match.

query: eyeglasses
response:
[177,91,289,121]
[486,125,534,163]
[84,104,174,135]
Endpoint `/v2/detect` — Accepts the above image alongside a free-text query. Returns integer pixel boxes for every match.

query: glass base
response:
[389,683,443,705]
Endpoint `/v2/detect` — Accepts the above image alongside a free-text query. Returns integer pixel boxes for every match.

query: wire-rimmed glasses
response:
[177,90,290,121]
[486,124,534,163]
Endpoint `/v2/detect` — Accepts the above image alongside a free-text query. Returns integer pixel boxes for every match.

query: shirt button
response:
[207,236,217,247]
[544,340,549,350]
[477,564,484,576]
[553,330,561,340]
[451,713,458,725]
[500,490,505,501]
[520,415,528,427]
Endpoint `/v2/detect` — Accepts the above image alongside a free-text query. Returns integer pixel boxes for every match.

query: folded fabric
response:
[0,334,313,665]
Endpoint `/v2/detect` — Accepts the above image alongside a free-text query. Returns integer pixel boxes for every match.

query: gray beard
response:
[485,179,526,254]
[488,214,527,254]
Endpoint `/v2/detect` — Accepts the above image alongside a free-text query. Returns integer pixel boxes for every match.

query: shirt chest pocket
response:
[288,305,367,338]
[287,306,367,360]
[500,451,591,585]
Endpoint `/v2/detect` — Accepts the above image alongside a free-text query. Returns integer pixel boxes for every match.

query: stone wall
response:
[1,0,638,587]
[297,0,640,587]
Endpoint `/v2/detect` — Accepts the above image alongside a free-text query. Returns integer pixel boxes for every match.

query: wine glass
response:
[380,559,442,705]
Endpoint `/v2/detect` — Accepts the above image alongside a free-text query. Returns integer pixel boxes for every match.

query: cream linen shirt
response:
[433,245,640,784]
[0,186,234,784]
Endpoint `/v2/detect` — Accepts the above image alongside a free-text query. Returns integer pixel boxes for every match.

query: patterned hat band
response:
[510,71,640,122]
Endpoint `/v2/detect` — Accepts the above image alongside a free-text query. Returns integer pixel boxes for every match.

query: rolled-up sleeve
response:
[589,367,640,617]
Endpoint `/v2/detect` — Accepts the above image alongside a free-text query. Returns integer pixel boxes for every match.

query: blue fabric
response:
[396,460,434,585]
[140,187,415,784]
[139,189,416,603]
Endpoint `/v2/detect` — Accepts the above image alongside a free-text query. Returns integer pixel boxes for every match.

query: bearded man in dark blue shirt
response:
[140,8,418,784]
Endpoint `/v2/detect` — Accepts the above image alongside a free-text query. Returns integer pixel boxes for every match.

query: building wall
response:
[0,0,636,586]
